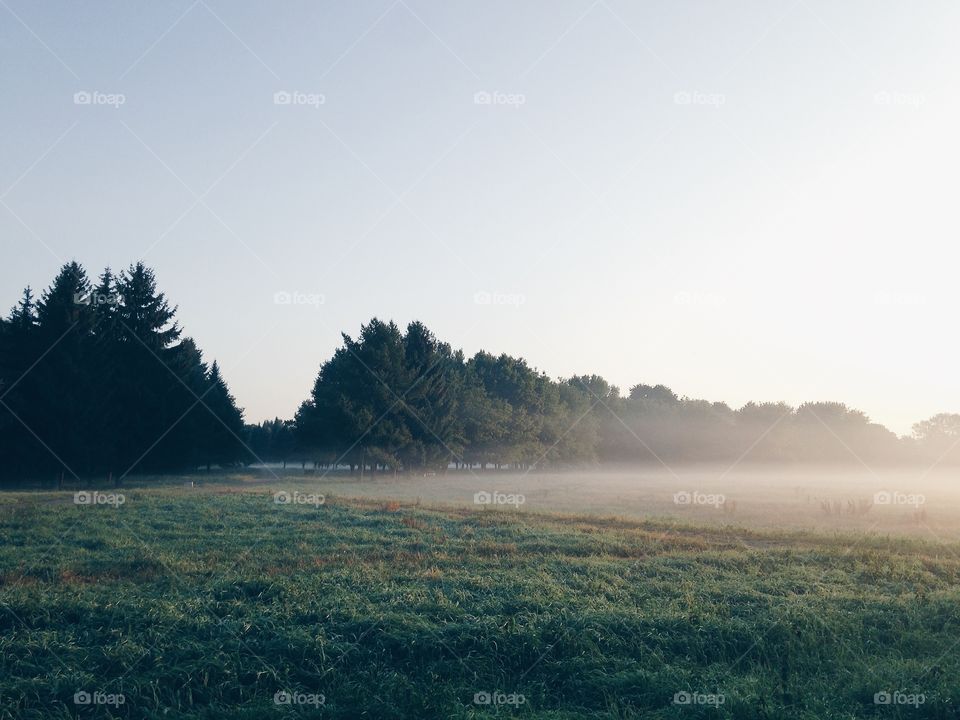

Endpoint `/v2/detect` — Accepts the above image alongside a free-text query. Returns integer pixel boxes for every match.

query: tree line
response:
[270,320,960,471]
[0,262,245,484]
[2,262,958,484]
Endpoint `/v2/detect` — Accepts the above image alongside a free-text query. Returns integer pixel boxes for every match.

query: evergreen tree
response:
[0,288,40,478]
[0,261,247,484]
[200,360,246,469]
[29,262,96,478]
[112,262,188,473]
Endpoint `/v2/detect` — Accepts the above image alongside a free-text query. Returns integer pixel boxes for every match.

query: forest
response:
[2,262,958,483]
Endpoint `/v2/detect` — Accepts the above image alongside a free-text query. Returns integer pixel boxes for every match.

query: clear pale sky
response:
[2,1,957,436]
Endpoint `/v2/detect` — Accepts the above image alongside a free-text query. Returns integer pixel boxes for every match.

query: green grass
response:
[1,486,959,718]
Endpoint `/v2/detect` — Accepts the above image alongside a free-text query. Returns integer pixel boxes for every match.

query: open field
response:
[2,479,959,718]
[109,464,960,539]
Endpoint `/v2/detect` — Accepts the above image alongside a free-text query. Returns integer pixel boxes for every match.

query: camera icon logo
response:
[474,491,492,505]
[473,691,492,705]
[673,691,692,705]
[673,491,692,505]
[874,691,892,705]
[74,691,92,705]
[274,491,291,505]
[273,91,292,105]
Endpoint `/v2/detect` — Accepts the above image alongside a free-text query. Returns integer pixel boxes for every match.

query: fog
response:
[247,464,960,540]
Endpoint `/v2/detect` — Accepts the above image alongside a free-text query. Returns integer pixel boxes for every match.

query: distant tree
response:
[912,413,960,463]
[568,374,618,403]
[734,402,794,461]
[628,384,678,403]
[397,321,464,470]
[467,352,547,467]
[550,380,600,465]
[29,262,96,479]
[0,287,41,479]
[791,402,899,463]
[248,418,297,466]
[86,268,122,473]
[296,319,464,473]
[110,262,187,474]
[199,361,246,469]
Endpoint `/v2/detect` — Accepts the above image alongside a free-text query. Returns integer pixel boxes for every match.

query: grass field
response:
[1,479,959,718]
[133,464,960,539]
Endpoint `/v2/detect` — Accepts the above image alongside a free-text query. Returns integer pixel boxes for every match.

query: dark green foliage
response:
[294,322,601,472]
[0,262,246,483]
[292,321,934,473]
[199,361,248,469]
[247,418,296,465]
[295,319,466,472]
[1,264,952,484]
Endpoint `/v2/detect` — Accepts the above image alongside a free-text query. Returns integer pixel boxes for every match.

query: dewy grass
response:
[1,487,958,718]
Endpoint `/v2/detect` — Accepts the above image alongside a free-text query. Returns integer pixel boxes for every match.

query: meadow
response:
[1,473,958,718]
[190,465,959,539]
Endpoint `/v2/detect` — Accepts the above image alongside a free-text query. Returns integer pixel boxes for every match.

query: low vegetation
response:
[1,485,957,718]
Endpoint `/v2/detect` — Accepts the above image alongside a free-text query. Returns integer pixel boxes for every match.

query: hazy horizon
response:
[4,0,959,435]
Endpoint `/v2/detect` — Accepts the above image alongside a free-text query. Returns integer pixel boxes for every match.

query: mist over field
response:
[4,1,960,718]
[234,464,956,537]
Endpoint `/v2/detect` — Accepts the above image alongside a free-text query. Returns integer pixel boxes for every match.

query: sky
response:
[1,0,958,436]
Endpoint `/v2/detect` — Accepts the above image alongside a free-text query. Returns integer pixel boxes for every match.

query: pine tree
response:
[87,269,122,477]
[0,288,40,479]
[199,360,246,469]
[28,263,97,479]
[112,263,195,474]
[0,262,250,484]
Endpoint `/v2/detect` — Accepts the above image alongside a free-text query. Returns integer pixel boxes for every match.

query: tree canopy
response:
[0,262,247,483]
[1,262,956,484]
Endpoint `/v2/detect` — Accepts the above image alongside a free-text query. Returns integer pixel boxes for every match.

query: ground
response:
[1,472,958,718]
